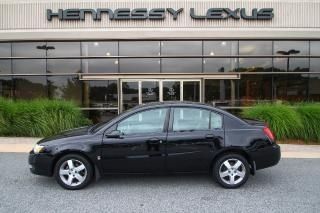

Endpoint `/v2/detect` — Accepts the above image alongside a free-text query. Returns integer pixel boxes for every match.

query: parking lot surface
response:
[0,153,319,213]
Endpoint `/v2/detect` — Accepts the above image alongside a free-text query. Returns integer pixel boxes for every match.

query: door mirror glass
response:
[106,130,122,138]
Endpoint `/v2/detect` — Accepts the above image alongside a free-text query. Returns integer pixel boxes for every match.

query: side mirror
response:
[106,130,123,138]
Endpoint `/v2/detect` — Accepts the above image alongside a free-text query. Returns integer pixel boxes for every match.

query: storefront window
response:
[12,42,46,57]
[82,109,118,124]
[239,41,272,72]
[119,41,160,73]
[239,75,272,105]
[13,59,46,74]
[82,42,118,73]
[274,41,309,72]
[47,75,82,106]
[14,76,47,99]
[309,41,320,101]
[204,41,238,73]
[47,42,81,74]
[162,41,202,73]
[82,80,118,108]
[205,79,238,106]
[0,43,11,74]
[12,43,46,74]
[273,74,308,102]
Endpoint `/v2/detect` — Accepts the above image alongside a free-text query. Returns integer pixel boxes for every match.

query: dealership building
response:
[0,0,319,122]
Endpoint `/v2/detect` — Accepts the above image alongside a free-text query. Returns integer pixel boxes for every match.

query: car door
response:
[166,107,224,172]
[101,107,169,174]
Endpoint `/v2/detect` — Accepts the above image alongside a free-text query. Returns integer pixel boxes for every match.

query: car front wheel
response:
[54,154,93,190]
[213,153,250,189]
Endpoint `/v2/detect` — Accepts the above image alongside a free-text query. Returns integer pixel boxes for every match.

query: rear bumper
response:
[249,144,281,170]
[28,151,54,177]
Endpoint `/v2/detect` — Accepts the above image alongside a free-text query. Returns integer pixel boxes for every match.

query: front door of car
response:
[166,107,224,172]
[101,108,169,174]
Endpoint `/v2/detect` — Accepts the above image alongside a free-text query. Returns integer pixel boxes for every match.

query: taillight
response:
[263,126,275,142]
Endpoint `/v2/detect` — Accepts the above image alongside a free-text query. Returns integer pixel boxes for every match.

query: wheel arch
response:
[52,150,100,180]
[210,148,256,175]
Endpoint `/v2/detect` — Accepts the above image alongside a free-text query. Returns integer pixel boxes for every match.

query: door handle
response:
[147,138,163,144]
[205,134,215,139]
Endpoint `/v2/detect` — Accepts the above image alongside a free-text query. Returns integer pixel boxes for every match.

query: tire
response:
[54,154,93,190]
[213,153,250,189]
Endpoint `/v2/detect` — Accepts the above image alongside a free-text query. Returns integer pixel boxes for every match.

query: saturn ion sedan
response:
[29,102,280,190]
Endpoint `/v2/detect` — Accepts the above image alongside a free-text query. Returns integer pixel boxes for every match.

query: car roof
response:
[132,101,214,109]
[130,101,227,114]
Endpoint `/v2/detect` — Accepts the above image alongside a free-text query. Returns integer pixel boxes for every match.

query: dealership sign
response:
[47,8,274,21]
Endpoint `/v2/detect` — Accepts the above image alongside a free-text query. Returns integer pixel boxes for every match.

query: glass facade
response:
[0,40,319,122]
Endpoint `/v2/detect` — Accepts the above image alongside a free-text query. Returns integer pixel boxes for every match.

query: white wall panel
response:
[0,0,319,40]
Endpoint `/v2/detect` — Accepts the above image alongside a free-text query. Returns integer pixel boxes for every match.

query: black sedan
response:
[29,102,280,190]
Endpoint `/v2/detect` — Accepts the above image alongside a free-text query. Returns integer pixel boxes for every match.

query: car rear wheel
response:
[54,154,93,190]
[213,153,249,189]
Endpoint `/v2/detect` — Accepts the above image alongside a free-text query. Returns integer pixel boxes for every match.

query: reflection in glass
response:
[238,41,273,72]
[81,42,118,56]
[83,110,118,124]
[119,41,160,56]
[163,81,180,101]
[161,41,202,73]
[12,42,46,57]
[204,41,238,73]
[310,45,320,100]
[183,81,200,102]
[240,75,272,106]
[122,82,139,111]
[274,41,309,72]
[82,59,118,73]
[47,59,81,74]
[142,81,159,103]
[162,58,202,73]
[47,76,82,106]
[14,76,47,99]
[0,77,13,98]
[13,59,46,74]
[173,108,210,131]
[120,59,160,73]
[47,42,80,57]
[205,79,237,106]
[117,108,167,135]
[162,41,202,55]
[0,43,11,57]
[82,80,118,108]
[0,60,11,74]
[273,74,308,102]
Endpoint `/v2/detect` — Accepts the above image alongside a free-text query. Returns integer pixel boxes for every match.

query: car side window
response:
[173,107,210,131]
[117,108,167,135]
[211,111,223,129]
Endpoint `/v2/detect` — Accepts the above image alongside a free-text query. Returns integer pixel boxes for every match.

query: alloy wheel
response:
[219,158,246,185]
[59,159,87,187]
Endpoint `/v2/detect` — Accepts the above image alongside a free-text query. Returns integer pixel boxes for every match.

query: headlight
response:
[33,144,45,154]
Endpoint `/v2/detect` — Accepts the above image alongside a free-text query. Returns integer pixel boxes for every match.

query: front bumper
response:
[28,151,54,177]
[249,144,281,170]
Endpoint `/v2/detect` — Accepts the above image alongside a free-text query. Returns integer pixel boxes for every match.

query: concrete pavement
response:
[0,137,320,158]
[0,153,319,213]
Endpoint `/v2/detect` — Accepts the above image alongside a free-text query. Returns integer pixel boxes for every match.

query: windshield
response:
[89,121,110,133]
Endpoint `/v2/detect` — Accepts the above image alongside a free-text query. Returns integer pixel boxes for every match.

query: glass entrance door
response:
[121,80,160,112]
[120,79,201,112]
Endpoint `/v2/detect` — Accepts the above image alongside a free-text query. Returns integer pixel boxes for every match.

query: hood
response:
[37,126,91,144]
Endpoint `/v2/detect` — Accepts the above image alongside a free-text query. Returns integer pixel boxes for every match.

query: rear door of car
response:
[165,106,224,172]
